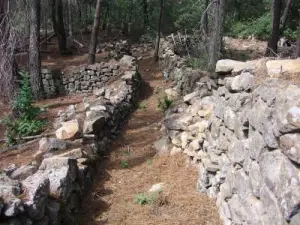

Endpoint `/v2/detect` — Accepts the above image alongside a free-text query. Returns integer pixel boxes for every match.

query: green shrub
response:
[134,193,157,206]
[120,160,129,168]
[226,13,271,40]
[158,96,173,112]
[1,71,46,146]
[186,57,208,69]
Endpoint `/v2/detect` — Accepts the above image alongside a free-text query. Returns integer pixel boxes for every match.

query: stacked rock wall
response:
[159,37,217,96]
[41,56,136,97]
[0,56,140,225]
[159,37,300,225]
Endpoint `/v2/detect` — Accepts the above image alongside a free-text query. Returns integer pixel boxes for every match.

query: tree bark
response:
[281,0,292,34]
[51,0,67,54]
[88,0,101,64]
[154,0,164,62]
[143,0,149,30]
[266,0,282,56]
[28,0,44,99]
[68,0,74,47]
[204,0,209,35]
[0,0,18,102]
[296,11,300,57]
[207,0,226,71]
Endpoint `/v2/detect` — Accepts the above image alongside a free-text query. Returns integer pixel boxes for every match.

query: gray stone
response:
[39,138,67,152]
[249,161,262,198]
[39,157,78,200]
[183,91,199,104]
[280,133,300,164]
[164,114,193,131]
[22,173,50,220]
[259,150,300,220]
[4,198,24,217]
[83,111,106,134]
[153,137,170,156]
[228,72,255,92]
[10,165,38,181]
[228,140,248,164]
[93,88,105,97]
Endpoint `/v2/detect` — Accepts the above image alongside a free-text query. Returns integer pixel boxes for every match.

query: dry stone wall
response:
[0,56,140,225]
[158,37,300,225]
[41,56,136,97]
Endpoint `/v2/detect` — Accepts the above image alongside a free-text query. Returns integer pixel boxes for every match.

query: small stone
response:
[10,165,37,181]
[39,138,67,152]
[148,183,165,192]
[153,137,170,156]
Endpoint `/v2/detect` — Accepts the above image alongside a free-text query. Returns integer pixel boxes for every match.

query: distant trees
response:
[88,0,102,64]
[28,0,44,99]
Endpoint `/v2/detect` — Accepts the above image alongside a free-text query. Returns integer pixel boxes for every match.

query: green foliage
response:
[134,193,157,206]
[226,13,271,40]
[1,72,46,146]
[137,102,147,110]
[146,159,152,166]
[120,160,129,168]
[186,57,208,69]
[158,96,173,112]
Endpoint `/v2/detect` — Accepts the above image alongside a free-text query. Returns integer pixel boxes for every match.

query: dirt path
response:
[78,56,221,225]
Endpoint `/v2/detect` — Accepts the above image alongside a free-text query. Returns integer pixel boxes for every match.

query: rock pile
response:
[41,69,59,97]
[0,56,140,225]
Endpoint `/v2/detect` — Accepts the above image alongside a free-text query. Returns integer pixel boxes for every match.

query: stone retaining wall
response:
[41,55,136,97]
[0,56,140,225]
[158,37,300,225]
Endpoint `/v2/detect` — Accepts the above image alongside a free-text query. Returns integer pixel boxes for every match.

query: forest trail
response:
[77,55,221,225]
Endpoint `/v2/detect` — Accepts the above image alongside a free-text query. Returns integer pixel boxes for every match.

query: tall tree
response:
[154,0,164,62]
[281,0,293,33]
[52,0,67,54]
[143,0,149,30]
[0,0,17,102]
[266,0,282,56]
[296,10,300,57]
[207,0,226,71]
[68,0,74,47]
[28,0,44,99]
[88,0,101,64]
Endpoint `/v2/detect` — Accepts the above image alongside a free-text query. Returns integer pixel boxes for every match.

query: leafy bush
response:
[226,13,271,40]
[120,160,129,168]
[186,57,208,69]
[158,96,173,112]
[134,193,157,206]
[1,71,46,146]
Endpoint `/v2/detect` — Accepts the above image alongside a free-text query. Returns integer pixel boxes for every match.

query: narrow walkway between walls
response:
[77,55,221,225]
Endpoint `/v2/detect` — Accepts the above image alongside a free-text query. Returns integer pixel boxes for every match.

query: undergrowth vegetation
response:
[1,72,46,146]
[158,96,173,112]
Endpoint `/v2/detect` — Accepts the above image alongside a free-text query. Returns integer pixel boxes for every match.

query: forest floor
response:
[76,55,221,225]
[0,36,270,224]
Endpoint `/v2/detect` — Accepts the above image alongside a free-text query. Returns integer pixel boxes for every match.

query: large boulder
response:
[266,59,300,77]
[83,110,106,134]
[39,138,67,152]
[216,59,253,75]
[22,173,50,220]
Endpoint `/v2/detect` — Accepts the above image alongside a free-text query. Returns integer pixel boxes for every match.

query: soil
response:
[76,56,221,225]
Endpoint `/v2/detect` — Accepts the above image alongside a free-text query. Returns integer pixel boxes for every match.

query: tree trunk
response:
[0,0,18,102]
[88,0,101,65]
[154,0,164,62]
[281,0,292,34]
[28,0,44,99]
[207,0,226,71]
[296,11,300,57]
[266,0,282,56]
[51,0,67,54]
[204,0,209,35]
[68,0,74,47]
[143,0,149,30]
